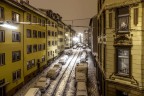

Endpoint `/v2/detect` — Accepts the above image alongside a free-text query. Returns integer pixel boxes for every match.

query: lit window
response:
[117,7,129,33]
[116,48,130,76]
[27,59,35,70]
[12,12,20,22]
[0,30,5,42]
[0,53,5,66]
[12,51,21,62]
[12,32,20,42]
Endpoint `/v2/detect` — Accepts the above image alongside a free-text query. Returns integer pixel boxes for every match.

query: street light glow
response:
[0,23,17,30]
[73,37,79,42]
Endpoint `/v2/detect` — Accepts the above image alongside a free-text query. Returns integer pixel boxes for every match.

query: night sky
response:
[29,0,97,32]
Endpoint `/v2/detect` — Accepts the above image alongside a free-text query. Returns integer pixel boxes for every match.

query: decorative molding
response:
[109,73,139,86]
[113,34,133,46]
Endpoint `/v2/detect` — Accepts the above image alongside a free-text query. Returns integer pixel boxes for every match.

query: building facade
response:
[0,0,74,96]
[92,0,144,96]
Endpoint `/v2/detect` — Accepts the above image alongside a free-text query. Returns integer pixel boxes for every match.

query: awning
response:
[0,82,9,88]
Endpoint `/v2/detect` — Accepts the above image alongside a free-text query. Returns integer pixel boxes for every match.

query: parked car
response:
[24,88,41,96]
[53,64,62,72]
[76,82,88,96]
[35,77,50,92]
[59,57,67,65]
[73,45,77,49]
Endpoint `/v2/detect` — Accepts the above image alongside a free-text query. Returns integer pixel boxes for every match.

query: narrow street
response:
[14,48,99,96]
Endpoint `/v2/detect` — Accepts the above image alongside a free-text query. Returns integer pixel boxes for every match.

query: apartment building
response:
[92,0,144,96]
[65,25,71,49]
[0,0,75,96]
[0,0,24,96]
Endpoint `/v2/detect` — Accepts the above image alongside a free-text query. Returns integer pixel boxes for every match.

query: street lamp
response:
[0,21,17,30]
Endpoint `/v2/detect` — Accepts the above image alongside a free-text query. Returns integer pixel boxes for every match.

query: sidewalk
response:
[87,49,99,96]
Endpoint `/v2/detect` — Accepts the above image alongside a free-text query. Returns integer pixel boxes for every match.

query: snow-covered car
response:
[65,50,73,55]
[35,77,50,92]
[76,82,88,96]
[24,88,41,96]
[59,57,67,65]
[53,64,62,72]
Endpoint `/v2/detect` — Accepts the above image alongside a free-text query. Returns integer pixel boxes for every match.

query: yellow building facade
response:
[0,0,74,96]
[0,0,24,96]
[92,0,144,96]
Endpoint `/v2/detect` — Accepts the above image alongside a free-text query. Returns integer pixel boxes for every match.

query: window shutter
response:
[134,8,138,26]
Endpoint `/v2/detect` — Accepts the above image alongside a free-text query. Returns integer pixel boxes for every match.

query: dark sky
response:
[29,0,97,32]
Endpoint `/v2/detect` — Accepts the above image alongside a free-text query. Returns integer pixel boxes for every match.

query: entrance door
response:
[0,87,6,96]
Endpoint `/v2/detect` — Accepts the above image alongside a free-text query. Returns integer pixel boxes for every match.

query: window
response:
[27,59,35,70]
[134,8,138,26]
[42,20,45,26]
[0,7,4,20]
[116,90,128,96]
[117,7,129,33]
[42,56,45,62]
[109,12,112,28]
[27,13,31,22]
[116,48,130,76]
[0,53,5,66]
[52,41,54,46]
[0,30,5,42]
[48,41,51,46]
[38,18,41,25]
[12,69,21,81]
[12,12,20,22]
[33,16,37,23]
[42,32,45,38]
[12,51,21,62]
[48,30,51,36]
[59,38,63,42]
[33,30,37,38]
[27,45,32,54]
[33,44,37,52]
[48,52,50,56]
[27,29,32,38]
[38,44,42,51]
[55,32,57,37]
[42,43,45,50]
[38,31,41,38]
[12,32,20,42]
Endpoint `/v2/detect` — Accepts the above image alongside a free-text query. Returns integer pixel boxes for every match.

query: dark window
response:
[42,32,45,38]
[0,30,5,42]
[59,38,63,42]
[52,41,54,46]
[109,12,112,28]
[52,31,54,36]
[38,18,41,25]
[27,59,35,70]
[38,44,42,51]
[55,32,57,37]
[42,20,45,26]
[33,30,37,38]
[48,30,51,36]
[134,8,138,26]
[27,13,31,22]
[27,45,32,54]
[27,29,32,38]
[12,69,21,81]
[38,31,41,38]
[12,32,20,42]
[33,44,37,52]
[33,16,37,23]
[117,7,129,33]
[12,12,20,22]
[48,41,51,46]
[116,48,130,76]
[0,53,5,66]
[0,7,4,19]
[12,51,21,62]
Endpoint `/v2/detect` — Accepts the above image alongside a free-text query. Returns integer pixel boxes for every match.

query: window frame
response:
[12,11,20,22]
[0,6,4,20]
[12,69,21,81]
[0,30,5,42]
[116,7,129,34]
[27,29,32,38]
[12,51,21,62]
[0,53,5,66]
[12,32,21,42]
[27,45,32,54]
[115,47,131,77]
